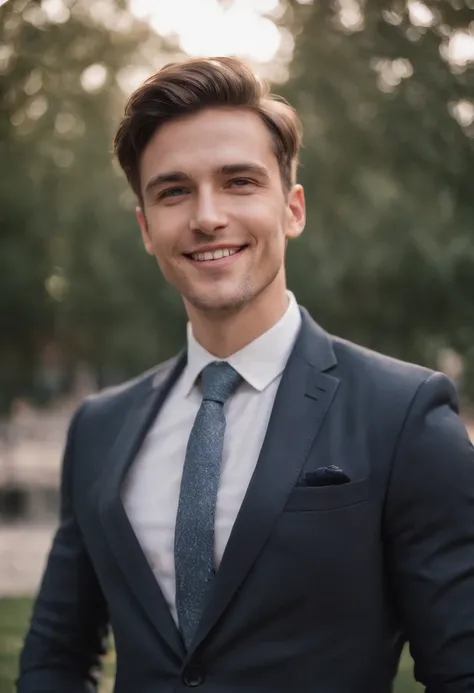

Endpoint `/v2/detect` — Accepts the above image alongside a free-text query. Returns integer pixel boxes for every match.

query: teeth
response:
[191,247,241,261]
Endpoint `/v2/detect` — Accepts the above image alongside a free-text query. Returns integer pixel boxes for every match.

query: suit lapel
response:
[189,310,340,654]
[99,352,187,660]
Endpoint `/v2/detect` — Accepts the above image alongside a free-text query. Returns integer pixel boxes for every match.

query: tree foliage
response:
[0,0,185,410]
[1,0,474,411]
[282,0,474,386]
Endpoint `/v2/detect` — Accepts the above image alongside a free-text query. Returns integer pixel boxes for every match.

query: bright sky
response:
[127,0,474,68]
[10,0,474,100]
[128,0,285,63]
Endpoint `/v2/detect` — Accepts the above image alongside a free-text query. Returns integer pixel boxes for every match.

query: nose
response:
[189,187,227,235]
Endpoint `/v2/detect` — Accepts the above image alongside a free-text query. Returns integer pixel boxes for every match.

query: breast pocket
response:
[283,477,369,512]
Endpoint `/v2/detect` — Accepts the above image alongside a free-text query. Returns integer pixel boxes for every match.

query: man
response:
[18,57,474,692]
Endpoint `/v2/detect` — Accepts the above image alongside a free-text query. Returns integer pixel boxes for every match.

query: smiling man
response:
[18,57,474,693]
[132,81,304,356]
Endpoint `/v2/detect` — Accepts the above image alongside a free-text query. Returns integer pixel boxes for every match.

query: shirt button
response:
[182,665,205,687]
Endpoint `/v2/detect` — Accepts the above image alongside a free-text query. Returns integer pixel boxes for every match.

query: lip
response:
[184,245,247,269]
[184,243,244,255]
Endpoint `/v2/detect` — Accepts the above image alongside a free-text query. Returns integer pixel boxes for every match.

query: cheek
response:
[238,195,276,218]
[145,213,182,254]
[235,198,285,237]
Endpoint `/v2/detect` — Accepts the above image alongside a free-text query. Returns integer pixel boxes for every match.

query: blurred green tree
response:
[2,0,474,412]
[0,0,185,411]
[282,0,474,394]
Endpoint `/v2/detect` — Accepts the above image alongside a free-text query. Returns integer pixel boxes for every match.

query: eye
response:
[228,177,255,189]
[159,187,188,200]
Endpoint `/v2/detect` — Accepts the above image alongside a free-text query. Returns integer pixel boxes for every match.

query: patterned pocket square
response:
[300,465,351,487]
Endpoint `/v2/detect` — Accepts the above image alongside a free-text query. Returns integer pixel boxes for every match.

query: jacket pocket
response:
[284,477,369,512]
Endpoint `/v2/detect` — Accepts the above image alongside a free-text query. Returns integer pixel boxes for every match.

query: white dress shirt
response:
[123,292,302,624]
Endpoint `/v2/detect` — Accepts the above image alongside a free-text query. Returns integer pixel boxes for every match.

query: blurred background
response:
[1,0,474,690]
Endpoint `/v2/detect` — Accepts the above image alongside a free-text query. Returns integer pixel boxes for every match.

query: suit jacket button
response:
[182,665,205,687]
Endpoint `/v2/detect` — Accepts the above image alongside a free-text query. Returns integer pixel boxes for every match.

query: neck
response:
[186,281,289,358]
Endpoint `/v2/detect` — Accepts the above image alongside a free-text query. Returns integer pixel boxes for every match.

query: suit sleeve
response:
[385,372,474,692]
[17,404,110,693]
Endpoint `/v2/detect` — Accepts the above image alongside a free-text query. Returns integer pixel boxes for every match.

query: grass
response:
[0,597,422,693]
[0,598,115,693]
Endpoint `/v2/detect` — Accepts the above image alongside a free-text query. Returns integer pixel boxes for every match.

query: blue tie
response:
[174,361,242,648]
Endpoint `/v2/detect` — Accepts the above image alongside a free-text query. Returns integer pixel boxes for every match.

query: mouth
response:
[183,245,248,267]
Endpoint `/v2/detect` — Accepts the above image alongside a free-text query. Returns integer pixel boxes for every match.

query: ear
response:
[136,207,154,255]
[285,184,306,240]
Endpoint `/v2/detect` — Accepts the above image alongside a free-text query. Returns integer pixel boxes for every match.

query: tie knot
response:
[200,362,242,404]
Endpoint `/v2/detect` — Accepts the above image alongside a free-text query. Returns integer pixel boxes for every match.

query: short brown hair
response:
[113,56,302,203]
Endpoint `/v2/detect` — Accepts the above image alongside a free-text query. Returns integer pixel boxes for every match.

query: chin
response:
[186,290,251,316]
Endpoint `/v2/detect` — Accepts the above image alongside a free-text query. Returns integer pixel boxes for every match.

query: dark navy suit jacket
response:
[18,309,474,692]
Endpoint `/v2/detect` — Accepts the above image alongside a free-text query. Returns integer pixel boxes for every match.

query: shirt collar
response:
[181,291,302,396]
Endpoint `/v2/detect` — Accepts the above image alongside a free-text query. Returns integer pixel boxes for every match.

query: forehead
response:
[139,108,278,183]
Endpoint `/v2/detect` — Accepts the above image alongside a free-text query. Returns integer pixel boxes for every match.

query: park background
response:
[1,0,474,690]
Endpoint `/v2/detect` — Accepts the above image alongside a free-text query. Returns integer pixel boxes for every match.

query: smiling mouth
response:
[184,246,247,262]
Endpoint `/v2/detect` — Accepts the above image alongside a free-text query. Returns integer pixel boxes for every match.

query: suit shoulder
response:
[328,335,460,441]
[331,334,435,391]
[79,354,181,416]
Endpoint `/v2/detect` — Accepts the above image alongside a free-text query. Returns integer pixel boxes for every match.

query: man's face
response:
[137,107,305,317]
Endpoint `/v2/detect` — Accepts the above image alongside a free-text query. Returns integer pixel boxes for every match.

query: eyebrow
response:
[218,163,270,179]
[144,162,270,196]
[144,171,189,195]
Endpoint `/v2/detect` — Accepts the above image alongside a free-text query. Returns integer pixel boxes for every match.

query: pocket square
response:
[300,465,351,487]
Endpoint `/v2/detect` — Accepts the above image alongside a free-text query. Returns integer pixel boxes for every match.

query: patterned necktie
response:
[174,361,242,648]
